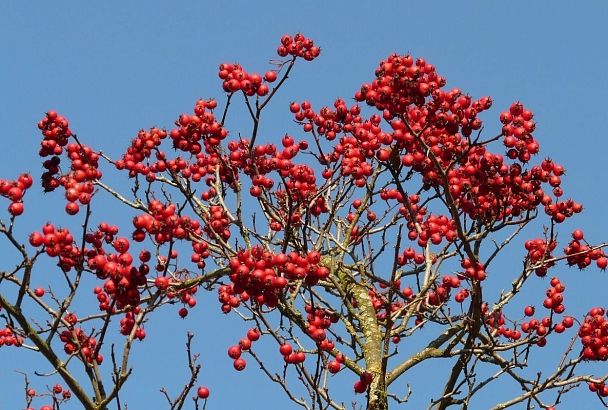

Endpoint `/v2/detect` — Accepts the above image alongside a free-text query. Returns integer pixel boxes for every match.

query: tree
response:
[1,32,607,410]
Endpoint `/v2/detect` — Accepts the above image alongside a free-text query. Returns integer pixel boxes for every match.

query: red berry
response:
[197,386,210,399]
[154,276,170,290]
[354,380,367,393]
[65,202,79,215]
[246,328,261,341]
[279,343,293,356]
[289,102,300,113]
[228,345,242,359]
[264,71,277,82]
[29,232,44,247]
[327,360,341,373]
[572,229,584,240]
[233,358,246,371]
[8,202,24,216]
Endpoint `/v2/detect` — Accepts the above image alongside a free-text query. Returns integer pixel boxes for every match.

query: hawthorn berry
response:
[233,358,246,371]
[197,386,210,399]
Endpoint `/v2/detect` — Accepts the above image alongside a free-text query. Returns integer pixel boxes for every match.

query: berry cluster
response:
[414,214,457,247]
[221,248,330,312]
[116,127,167,180]
[204,205,231,241]
[580,307,608,360]
[26,385,72,410]
[60,326,102,364]
[277,33,320,61]
[542,276,566,313]
[227,135,325,218]
[449,148,572,223]
[277,342,306,364]
[356,54,445,114]
[0,173,32,216]
[0,327,23,347]
[544,198,582,224]
[354,371,374,394]
[327,353,345,374]
[518,278,574,345]
[29,224,80,272]
[132,200,203,244]
[396,247,425,266]
[490,316,522,341]
[588,380,608,397]
[564,230,607,270]
[461,258,487,281]
[169,98,227,152]
[426,275,461,306]
[38,113,101,214]
[390,195,456,248]
[292,99,359,141]
[521,315,574,341]
[367,288,394,321]
[284,163,317,199]
[218,64,270,96]
[85,223,147,311]
[119,310,146,340]
[37,111,72,157]
[51,384,71,401]
[175,286,199,318]
[454,288,470,303]
[217,284,243,314]
[224,249,285,310]
[225,328,262,371]
[525,238,557,276]
[227,138,277,178]
[304,304,336,349]
[294,101,377,186]
[500,102,538,163]
[58,143,100,215]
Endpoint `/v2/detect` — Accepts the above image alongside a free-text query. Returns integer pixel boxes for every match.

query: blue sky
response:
[2,2,608,409]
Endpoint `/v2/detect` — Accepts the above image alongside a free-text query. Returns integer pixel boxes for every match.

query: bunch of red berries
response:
[204,205,231,241]
[116,127,167,179]
[132,200,203,244]
[29,224,80,272]
[37,111,72,157]
[525,238,557,276]
[60,326,102,364]
[218,64,269,96]
[579,307,608,361]
[169,98,227,152]
[0,173,32,216]
[542,277,566,313]
[500,102,538,163]
[277,33,320,61]
[564,229,607,270]
[0,327,24,347]
[304,304,337,347]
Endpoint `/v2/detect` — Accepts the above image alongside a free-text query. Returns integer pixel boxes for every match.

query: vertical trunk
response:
[349,281,388,410]
[367,377,389,410]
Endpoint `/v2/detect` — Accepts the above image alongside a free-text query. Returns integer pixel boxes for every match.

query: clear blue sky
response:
[2,2,608,409]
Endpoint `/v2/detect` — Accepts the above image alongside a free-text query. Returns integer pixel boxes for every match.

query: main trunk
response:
[367,377,388,410]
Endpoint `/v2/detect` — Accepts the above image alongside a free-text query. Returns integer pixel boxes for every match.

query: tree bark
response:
[367,377,389,410]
